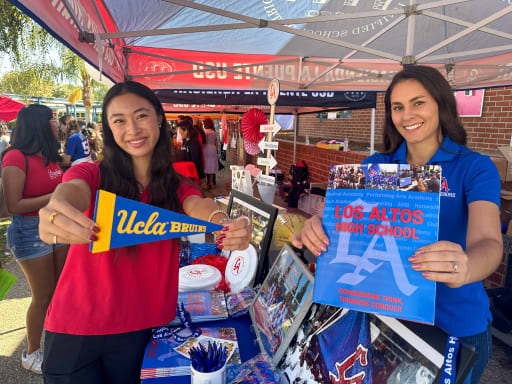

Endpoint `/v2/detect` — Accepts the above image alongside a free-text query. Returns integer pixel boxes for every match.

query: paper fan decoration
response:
[241,108,267,142]
[244,140,261,155]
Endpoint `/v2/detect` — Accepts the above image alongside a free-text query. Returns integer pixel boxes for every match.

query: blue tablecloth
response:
[141,315,259,383]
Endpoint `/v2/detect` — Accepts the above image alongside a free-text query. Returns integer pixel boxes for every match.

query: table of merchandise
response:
[141,315,259,383]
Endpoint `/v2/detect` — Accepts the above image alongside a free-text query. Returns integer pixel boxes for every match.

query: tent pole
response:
[293,114,298,165]
[371,108,376,155]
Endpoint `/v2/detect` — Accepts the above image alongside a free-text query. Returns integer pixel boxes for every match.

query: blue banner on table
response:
[314,164,441,324]
[91,190,222,253]
[309,310,372,383]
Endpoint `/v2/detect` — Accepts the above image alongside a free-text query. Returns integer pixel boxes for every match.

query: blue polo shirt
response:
[363,136,500,336]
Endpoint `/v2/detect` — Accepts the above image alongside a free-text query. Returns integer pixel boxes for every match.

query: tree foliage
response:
[0,65,60,97]
[0,1,111,120]
[0,0,57,63]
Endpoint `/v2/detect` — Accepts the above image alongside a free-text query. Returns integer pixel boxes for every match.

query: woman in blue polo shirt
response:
[292,65,502,384]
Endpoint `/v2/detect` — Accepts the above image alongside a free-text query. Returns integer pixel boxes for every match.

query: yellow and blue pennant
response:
[91,190,222,253]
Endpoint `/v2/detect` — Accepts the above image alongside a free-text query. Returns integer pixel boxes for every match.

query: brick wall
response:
[275,141,367,182]
[463,86,512,153]
[298,98,385,146]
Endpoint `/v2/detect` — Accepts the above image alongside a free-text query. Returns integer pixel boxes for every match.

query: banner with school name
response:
[91,190,223,253]
[313,164,441,324]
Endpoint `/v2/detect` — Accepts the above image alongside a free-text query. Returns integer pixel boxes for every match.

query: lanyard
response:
[151,303,201,341]
[440,335,460,384]
[170,302,202,342]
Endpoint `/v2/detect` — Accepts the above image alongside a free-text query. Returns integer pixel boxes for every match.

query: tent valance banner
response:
[9,0,512,92]
[0,95,24,122]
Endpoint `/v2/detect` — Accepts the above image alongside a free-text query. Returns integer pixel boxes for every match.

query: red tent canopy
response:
[0,95,24,122]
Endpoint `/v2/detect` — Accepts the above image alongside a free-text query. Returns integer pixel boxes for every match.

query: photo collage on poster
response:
[278,304,442,384]
[250,245,314,365]
[327,164,442,193]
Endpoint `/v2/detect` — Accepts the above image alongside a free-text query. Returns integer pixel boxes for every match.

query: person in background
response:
[0,121,10,154]
[1,104,67,374]
[37,81,252,383]
[86,121,104,160]
[292,65,502,384]
[427,171,441,193]
[177,117,205,186]
[57,115,73,152]
[202,117,219,190]
[82,128,101,161]
[62,120,92,167]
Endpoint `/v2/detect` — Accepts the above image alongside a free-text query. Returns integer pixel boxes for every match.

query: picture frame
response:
[249,244,315,365]
[278,304,477,384]
[227,189,278,285]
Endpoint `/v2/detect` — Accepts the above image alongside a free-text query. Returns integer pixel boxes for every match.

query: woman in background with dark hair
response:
[293,65,502,384]
[177,117,205,185]
[38,81,252,383]
[1,105,67,374]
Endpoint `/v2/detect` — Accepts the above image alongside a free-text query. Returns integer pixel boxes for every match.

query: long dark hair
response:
[1,104,60,165]
[203,117,215,131]
[382,65,466,154]
[99,81,181,212]
[177,118,198,141]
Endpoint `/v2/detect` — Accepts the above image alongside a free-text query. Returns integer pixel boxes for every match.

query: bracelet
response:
[208,209,229,224]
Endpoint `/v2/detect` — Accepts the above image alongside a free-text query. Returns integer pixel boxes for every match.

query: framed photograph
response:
[249,244,315,365]
[278,305,477,384]
[227,189,278,285]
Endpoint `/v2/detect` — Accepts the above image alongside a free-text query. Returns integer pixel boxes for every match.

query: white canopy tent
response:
[10,0,512,92]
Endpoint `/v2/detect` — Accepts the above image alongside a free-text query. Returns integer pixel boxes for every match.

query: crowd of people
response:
[173,115,223,190]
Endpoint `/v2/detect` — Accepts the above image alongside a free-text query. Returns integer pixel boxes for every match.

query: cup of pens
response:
[190,341,228,384]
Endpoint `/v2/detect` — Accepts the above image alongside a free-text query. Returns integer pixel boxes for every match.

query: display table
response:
[141,315,259,383]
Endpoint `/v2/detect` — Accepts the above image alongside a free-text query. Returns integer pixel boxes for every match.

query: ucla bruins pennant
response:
[90,190,223,253]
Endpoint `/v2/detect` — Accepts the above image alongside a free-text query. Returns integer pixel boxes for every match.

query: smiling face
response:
[390,79,442,153]
[106,93,162,162]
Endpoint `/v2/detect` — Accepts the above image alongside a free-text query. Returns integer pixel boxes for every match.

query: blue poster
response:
[314,164,441,324]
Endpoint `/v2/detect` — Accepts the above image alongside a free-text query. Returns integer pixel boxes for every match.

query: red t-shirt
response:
[1,149,63,216]
[45,162,202,335]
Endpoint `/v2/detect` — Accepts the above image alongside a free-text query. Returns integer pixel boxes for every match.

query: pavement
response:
[1,168,512,383]
[0,258,43,384]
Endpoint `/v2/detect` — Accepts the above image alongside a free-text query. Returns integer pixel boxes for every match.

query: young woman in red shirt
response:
[38,81,252,383]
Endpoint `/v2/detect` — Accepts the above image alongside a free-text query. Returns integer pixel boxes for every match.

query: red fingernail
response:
[222,226,230,232]
[89,234,98,242]
[217,245,224,250]
[216,239,224,245]
[91,225,100,233]
[217,234,226,240]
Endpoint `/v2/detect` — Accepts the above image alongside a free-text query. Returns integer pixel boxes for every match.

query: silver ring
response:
[453,263,458,273]
[241,216,251,227]
[53,235,57,245]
